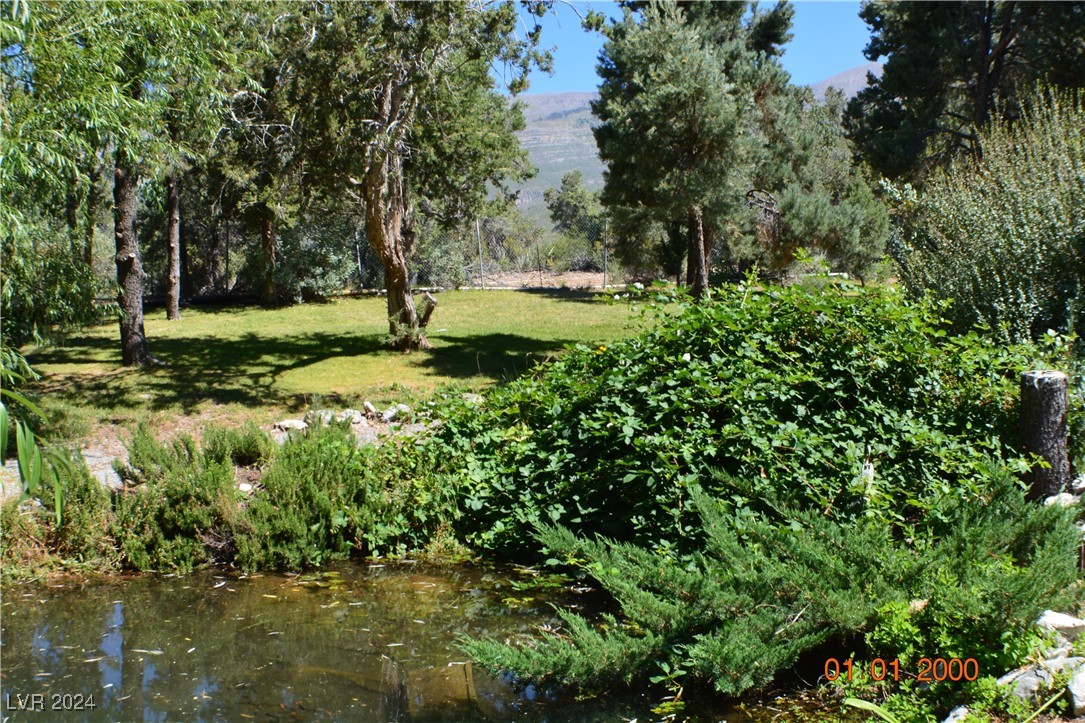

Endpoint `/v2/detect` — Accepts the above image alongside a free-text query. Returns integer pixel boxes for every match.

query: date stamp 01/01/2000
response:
[3,693,97,713]
[824,657,981,684]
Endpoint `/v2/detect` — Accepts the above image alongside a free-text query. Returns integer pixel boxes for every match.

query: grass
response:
[25,289,640,443]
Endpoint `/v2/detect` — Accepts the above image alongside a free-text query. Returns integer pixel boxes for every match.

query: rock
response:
[1074,475,1085,494]
[1043,492,1079,507]
[304,409,335,425]
[337,409,364,424]
[1068,663,1085,716]
[461,393,484,405]
[381,406,400,423]
[942,706,969,723]
[1000,657,1085,701]
[238,483,253,493]
[363,401,378,416]
[1038,611,1085,641]
[274,419,308,432]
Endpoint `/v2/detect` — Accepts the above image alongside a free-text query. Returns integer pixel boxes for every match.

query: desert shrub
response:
[112,428,239,572]
[419,282,1053,557]
[890,87,1085,343]
[462,466,1080,711]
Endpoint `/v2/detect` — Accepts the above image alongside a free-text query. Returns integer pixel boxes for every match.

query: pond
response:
[0,561,793,721]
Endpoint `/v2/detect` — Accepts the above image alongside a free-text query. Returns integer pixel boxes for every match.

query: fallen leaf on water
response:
[132,649,164,656]
[83,657,105,663]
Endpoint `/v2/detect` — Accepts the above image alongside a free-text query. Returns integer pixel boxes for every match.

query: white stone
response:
[1044,493,1079,507]
[1038,611,1085,640]
[396,403,410,414]
[238,483,253,493]
[274,419,308,432]
[337,409,364,424]
[363,401,378,416]
[304,409,335,425]
[1068,662,1085,716]
[382,406,400,423]
[942,706,969,723]
[1073,475,1085,494]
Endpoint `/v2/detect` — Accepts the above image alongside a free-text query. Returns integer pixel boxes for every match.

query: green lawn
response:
[27,289,640,441]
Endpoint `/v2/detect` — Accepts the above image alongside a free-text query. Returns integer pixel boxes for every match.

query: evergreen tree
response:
[846,1,1085,181]
[593,1,787,298]
[285,1,546,350]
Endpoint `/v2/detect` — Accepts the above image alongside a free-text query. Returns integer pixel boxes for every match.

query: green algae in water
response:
[0,562,776,721]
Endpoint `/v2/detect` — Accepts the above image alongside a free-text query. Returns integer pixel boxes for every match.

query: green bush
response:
[890,86,1085,343]
[234,423,458,570]
[461,466,1081,708]
[202,423,273,467]
[112,428,240,572]
[418,282,1051,557]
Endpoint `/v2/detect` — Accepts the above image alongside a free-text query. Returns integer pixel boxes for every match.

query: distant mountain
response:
[512,63,884,222]
[513,92,604,223]
[809,62,883,102]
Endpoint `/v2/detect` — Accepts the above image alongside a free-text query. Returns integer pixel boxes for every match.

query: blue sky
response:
[518,1,872,94]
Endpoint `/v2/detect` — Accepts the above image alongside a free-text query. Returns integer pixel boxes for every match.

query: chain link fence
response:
[356,213,619,291]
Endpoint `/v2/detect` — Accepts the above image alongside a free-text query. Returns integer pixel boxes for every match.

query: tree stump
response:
[1020,370,1070,500]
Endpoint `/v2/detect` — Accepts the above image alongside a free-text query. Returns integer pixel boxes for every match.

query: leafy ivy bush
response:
[461,466,1081,710]
[419,282,1051,557]
[890,86,1085,343]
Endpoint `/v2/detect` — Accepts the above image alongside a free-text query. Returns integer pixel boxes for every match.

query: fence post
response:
[1020,370,1071,500]
[603,219,609,290]
[476,218,484,289]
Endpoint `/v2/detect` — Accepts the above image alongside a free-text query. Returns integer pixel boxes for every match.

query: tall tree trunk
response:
[261,208,276,305]
[364,153,430,351]
[165,172,182,320]
[83,163,103,266]
[686,205,710,301]
[114,162,150,367]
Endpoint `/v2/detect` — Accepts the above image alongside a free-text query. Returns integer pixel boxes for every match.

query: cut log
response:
[1020,370,1070,500]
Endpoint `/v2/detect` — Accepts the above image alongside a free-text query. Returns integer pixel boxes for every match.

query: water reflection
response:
[2,562,682,721]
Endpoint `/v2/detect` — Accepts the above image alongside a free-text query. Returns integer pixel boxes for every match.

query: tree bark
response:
[364,151,430,351]
[261,209,277,305]
[1020,370,1071,500]
[687,205,710,300]
[165,172,182,320]
[114,162,150,367]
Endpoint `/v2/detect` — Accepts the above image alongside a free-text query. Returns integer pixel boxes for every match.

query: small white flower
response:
[682,352,691,362]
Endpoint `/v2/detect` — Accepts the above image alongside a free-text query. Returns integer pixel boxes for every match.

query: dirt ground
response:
[472,270,617,289]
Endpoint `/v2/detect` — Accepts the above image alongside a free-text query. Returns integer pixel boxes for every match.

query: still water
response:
[0,562,765,721]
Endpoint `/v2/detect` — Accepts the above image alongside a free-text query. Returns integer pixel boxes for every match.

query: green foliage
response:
[1,221,113,348]
[202,423,273,468]
[462,467,1081,703]
[234,423,457,570]
[421,283,1047,557]
[112,427,240,572]
[846,2,1085,181]
[890,87,1085,343]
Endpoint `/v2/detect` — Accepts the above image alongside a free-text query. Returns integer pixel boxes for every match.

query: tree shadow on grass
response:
[419,333,577,383]
[31,330,580,414]
[514,288,612,305]
[32,331,389,414]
